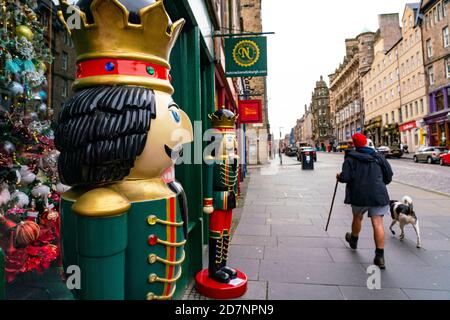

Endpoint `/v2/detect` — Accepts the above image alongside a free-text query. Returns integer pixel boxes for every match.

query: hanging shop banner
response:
[239,99,263,123]
[225,37,267,77]
[400,120,417,132]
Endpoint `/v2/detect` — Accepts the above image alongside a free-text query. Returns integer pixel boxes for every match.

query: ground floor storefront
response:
[400,120,427,153]
[427,86,450,147]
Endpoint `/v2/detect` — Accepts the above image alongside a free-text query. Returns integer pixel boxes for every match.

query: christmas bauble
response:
[8,81,24,96]
[19,165,37,186]
[56,182,70,193]
[31,184,51,199]
[11,191,30,208]
[3,141,16,154]
[38,103,47,113]
[0,186,11,206]
[36,61,47,73]
[46,209,59,221]
[15,221,40,246]
[15,25,34,41]
[39,90,47,101]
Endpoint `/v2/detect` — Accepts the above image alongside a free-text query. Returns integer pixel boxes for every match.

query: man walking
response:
[337,133,393,269]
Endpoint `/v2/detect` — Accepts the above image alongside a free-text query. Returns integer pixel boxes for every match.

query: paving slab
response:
[402,289,450,300]
[339,286,409,300]
[268,283,344,300]
[230,245,264,260]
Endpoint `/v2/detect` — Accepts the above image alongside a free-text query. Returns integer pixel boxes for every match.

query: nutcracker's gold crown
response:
[57,0,184,92]
[209,109,238,129]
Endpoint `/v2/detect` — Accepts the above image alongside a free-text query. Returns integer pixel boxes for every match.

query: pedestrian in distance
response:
[336,133,393,269]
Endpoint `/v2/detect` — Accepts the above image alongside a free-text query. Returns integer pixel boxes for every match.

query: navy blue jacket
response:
[338,150,393,207]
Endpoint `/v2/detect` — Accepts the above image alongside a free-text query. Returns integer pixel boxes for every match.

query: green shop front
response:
[165,0,216,299]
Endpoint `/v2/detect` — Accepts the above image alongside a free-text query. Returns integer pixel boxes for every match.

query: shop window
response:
[436,90,445,112]
[431,124,438,134]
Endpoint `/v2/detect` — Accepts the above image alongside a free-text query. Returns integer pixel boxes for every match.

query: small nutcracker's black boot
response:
[220,234,237,279]
[208,236,230,283]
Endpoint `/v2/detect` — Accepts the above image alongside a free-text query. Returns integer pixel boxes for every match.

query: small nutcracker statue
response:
[55,0,193,300]
[195,109,247,299]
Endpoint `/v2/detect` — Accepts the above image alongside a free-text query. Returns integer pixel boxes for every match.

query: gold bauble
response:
[15,25,34,41]
[37,61,47,73]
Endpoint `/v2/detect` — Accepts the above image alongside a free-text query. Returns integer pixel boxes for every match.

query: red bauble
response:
[15,221,40,246]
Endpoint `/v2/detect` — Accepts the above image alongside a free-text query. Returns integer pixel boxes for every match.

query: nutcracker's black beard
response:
[55,86,156,186]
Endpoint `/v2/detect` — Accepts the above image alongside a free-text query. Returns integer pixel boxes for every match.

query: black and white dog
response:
[389,196,422,248]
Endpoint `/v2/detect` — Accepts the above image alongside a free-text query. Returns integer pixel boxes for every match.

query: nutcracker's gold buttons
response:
[148,274,158,283]
[148,254,157,264]
[147,215,157,226]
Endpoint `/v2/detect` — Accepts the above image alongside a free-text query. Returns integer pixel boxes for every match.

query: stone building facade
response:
[420,0,450,147]
[398,4,429,152]
[240,0,270,164]
[310,76,332,150]
[329,31,376,145]
[38,0,77,118]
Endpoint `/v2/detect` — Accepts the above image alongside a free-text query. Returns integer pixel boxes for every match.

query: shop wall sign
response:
[400,121,417,132]
[238,99,263,123]
[225,37,267,77]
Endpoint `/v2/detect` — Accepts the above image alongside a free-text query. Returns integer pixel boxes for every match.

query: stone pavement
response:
[212,152,450,300]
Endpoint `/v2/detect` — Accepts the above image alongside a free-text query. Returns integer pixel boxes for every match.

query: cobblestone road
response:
[388,157,450,195]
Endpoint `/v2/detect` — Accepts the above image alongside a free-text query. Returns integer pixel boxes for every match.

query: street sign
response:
[225,37,267,77]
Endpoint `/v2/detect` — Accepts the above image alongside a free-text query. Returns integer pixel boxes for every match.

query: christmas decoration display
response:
[195,109,248,299]
[56,0,193,300]
[0,0,61,285]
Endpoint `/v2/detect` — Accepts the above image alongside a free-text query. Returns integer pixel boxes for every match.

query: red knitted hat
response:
[352,133,367,148]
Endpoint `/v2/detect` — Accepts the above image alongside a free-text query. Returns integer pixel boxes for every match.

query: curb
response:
[393,179,450,198]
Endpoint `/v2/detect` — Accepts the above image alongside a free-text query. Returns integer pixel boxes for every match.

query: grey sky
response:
[262,0,409,137]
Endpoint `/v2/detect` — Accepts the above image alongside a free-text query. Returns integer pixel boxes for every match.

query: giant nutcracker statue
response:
[195,109,247,299]
[55,0,193,300]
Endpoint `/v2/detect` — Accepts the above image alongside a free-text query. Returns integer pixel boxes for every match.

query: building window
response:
[445,3,448,17]
[385,113,389,125]
[443,27,449,47]
[398,107,403,123]
[62,80,68,98]
[438,2,443,21]
[420,99,424,114]
[446,59,450,78]
[410,104,414,117]
[62,51,68,70]
[391,111,395,123]
[426,39,433,58]
[435,7,439,23]
[405,105,409,119]
[415,101,419,115]
[428,66,435,85]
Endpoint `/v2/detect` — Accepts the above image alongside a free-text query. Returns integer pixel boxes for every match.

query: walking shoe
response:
[345,232,358,249]
[374,249,386,270]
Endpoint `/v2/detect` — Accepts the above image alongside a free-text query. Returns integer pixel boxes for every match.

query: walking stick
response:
[325,179,339,232]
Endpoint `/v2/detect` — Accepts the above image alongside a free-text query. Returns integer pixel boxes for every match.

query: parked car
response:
[377,145,403,158]
[285,145,298,157]
[413,146,448,164]
[297,147,317,162]
[440,152,450,166]
[336,142,353,152]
